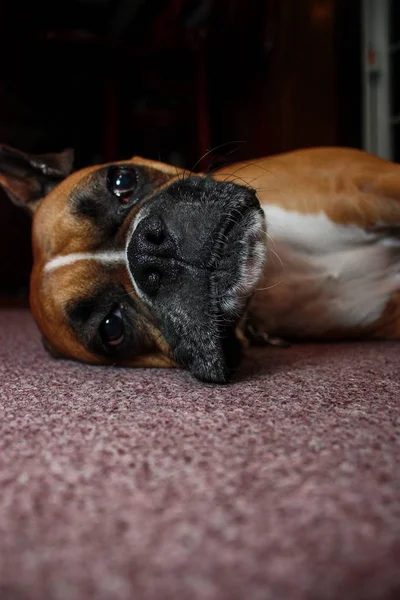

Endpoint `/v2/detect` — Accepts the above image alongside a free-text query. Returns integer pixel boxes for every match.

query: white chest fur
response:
[249,205,400,337]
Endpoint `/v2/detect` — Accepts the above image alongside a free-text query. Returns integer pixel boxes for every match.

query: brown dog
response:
[1,145,399,382]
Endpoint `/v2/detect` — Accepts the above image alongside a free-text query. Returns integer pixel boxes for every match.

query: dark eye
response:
[99,306,124,347]
[107,166,137,201]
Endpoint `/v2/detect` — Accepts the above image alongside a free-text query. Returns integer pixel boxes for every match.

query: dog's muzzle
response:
[126,176,266,383]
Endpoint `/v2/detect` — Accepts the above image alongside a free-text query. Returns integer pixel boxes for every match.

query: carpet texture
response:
[0,309,399,600]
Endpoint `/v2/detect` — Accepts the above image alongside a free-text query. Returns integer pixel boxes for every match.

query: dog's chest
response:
[249,205,400,337]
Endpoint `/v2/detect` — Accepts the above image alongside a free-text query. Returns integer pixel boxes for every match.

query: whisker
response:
[256,279,283,292]
[268,245,284,271]
[188,140,246,176]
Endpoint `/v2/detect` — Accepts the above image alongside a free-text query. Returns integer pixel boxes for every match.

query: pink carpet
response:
[0,309,399,600]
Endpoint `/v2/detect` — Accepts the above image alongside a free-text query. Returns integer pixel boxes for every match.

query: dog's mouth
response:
[127,176,267,382]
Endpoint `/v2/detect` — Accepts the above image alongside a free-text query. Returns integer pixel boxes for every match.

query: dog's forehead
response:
[30,165,131,347]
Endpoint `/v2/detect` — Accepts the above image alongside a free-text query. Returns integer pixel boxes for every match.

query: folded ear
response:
[0,144,74,215]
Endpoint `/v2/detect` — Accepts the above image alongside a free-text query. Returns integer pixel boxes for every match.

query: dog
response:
[0,144,399,382]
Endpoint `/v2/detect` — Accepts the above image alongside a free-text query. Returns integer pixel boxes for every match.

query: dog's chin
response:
[174,210,267,384]
[210,208,267,321]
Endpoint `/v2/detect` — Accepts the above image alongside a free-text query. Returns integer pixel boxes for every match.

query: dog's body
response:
[1,145,399,382]
[217,147,400,342]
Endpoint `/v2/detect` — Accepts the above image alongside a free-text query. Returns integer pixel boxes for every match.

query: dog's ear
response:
[0,144,74,215]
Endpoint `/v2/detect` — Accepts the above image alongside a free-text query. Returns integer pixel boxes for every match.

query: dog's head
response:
[0,145,266,382]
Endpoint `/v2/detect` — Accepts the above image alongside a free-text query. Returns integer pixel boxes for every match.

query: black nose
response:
[127,214,178,296]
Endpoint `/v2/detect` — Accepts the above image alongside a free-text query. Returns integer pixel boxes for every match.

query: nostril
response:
[146,228,165,246]
[143,217,166,247]
[133,215,176,259]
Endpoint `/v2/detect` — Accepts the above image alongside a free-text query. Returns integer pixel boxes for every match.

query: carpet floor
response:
[0,309,399,600]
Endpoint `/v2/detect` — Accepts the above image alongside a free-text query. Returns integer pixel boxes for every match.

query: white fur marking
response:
[44,251,127,273]
[263,205,377,252]
[252,205,400,335]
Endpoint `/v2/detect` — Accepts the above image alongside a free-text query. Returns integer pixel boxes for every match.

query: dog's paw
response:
[245,322,291,348]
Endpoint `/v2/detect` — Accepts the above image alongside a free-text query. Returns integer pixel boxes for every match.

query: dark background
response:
[0,0,362,302]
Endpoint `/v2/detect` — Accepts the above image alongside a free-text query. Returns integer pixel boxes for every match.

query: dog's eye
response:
[107,166,137,201]
[100,306,124,346]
